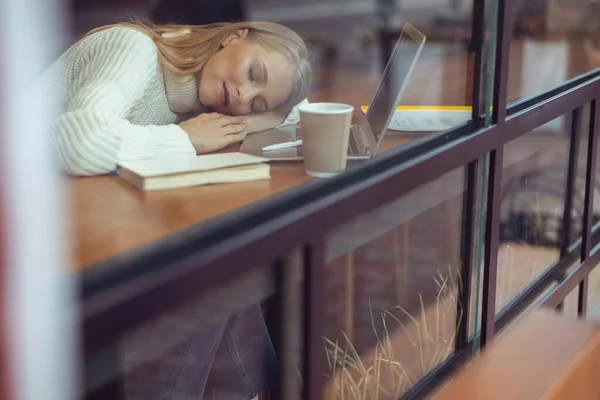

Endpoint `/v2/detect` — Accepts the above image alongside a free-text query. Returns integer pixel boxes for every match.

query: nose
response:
[236,84,260,104]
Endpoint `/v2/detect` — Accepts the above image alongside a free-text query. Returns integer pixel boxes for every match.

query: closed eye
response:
[249,63,267,85]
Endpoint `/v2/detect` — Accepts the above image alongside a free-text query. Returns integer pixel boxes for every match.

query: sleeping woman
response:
[40,20,311,176]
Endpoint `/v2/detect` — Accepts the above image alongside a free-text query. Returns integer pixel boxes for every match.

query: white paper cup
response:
[298,102,354,178]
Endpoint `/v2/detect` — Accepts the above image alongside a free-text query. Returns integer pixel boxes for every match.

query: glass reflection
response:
[509,1,600,102]
[497,114,571,312]
[85,265,281,399]
[587,266,600,319]
[324,168,465,399]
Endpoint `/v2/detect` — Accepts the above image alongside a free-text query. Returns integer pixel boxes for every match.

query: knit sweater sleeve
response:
[52,28,196,176]
[278,98,309,127]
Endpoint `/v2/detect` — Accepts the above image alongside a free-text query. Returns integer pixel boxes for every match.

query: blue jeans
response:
[122,305,276,399]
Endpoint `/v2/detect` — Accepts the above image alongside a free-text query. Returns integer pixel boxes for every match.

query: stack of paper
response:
[361,105,472,132]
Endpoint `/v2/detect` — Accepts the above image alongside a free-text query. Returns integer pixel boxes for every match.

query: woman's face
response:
[198,30,295,116]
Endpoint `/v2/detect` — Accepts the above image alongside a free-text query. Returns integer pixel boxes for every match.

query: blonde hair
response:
[88,21,311,113]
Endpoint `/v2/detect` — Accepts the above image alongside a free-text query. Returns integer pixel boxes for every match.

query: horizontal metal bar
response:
[508,69,600,117]
[538,260,595,309]
[503,77,600,143]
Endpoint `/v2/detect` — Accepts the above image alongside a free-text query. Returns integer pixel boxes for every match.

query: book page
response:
[118,153,269,178]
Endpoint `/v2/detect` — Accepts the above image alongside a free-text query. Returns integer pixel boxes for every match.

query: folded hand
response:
[179,112,249,154]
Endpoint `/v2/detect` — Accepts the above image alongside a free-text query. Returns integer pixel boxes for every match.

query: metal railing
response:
[81,0,600,398]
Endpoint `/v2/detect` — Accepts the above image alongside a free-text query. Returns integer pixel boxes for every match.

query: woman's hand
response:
[179,112,249,154]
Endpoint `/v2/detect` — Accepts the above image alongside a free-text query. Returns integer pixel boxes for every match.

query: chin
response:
[199,98,222,114]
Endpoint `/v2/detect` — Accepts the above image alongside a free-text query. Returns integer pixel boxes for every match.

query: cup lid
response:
[298,102,354,115]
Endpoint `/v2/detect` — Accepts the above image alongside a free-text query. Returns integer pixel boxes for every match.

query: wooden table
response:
[72,49,473,270]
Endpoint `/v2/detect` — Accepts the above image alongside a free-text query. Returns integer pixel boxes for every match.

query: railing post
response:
[304,239,326,400]
[560,107,583,258]
[556,107,583,312]
[482,0,513,346]
[481,147,503,346]
[579,99,600,317]
[492,0,514,124]
[470,0,487,118]
[582,100,599,261]
[272,251,303,400]
[455,161,478,351]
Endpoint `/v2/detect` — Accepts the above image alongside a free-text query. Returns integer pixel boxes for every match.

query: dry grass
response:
[323,269,460,400]
[316,240,600,399]
[321,243,571,400]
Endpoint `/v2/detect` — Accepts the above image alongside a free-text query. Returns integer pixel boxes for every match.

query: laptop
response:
[240,23,427,161]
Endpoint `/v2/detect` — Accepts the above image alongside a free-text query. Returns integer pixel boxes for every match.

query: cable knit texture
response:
[40,27,304,176]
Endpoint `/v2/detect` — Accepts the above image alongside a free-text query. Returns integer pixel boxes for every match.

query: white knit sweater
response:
[40,27,302,176]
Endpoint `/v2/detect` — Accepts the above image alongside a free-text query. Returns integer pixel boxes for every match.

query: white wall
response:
[0,0,78,399]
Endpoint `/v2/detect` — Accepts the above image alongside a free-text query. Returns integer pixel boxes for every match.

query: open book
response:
[117,153,270,191]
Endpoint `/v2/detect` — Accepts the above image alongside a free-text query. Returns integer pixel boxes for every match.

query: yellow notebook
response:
[360,105,472,112]
[361,105,472,132]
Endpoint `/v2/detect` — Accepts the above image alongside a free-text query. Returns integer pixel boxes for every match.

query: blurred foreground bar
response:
[432,309,600,400]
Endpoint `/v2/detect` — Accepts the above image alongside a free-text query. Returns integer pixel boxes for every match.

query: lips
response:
[221,82,230,106]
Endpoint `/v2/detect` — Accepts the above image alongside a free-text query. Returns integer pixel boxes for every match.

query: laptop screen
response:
[366,24,426,148]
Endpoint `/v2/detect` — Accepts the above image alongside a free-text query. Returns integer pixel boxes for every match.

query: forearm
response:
[243,99,308,133]
[55,111,195,176]
[244,111,288,134]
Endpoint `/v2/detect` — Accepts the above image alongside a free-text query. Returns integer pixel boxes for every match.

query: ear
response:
[221,28,249,47]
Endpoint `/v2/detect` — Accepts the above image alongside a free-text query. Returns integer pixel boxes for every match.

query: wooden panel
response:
[431,310,600,400]
[542,331,600,400]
